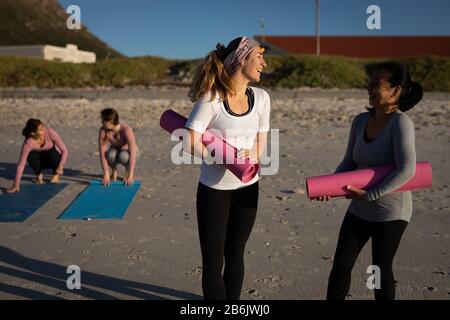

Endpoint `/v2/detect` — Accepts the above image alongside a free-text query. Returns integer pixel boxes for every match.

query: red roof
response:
[256,36,450,58]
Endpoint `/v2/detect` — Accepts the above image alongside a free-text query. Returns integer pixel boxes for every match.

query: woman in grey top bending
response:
[317,62,423,300]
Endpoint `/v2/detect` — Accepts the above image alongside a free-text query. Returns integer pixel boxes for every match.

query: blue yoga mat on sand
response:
[0,183,68,222]
[58,180,141,220]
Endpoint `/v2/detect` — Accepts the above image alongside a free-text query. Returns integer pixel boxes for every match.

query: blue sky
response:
[59,0,450,59]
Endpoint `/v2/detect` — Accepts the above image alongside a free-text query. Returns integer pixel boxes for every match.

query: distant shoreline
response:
[0,87,449,101]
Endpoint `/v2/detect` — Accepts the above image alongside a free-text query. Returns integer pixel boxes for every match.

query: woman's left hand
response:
[237,149,258,162]
[345,185,366,201]
[123,173,134,186]
[56,165,64,176]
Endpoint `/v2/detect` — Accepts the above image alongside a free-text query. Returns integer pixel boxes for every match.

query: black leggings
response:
[196,181,258,300]
[327,211,408,300]
[27,147,61,176]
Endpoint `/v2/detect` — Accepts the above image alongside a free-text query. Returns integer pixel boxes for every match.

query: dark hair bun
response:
[399,81,423,112]
[216,42,225,51]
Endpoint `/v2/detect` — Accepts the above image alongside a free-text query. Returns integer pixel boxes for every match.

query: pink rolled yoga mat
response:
[306,161,433,199]
[160,109,260,183]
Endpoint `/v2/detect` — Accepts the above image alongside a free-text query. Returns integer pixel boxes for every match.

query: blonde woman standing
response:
[185,37,270,300]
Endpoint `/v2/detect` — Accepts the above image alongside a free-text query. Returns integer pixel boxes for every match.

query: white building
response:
[0,44,96,63]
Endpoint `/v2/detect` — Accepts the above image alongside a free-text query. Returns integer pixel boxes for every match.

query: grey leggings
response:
[106,148,131,168]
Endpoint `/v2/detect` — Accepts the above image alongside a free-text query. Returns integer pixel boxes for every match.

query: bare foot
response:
[50,175,59,184]
[36,174,44,184]
[111,168,118,182]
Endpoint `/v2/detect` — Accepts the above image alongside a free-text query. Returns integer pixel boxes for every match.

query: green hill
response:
[0,0,123,60]
[1,55,449,91]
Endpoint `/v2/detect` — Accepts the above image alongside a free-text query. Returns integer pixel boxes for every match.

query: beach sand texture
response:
[0,88,448,300]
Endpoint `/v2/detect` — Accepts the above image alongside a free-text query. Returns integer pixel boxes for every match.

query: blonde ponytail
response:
[188,47,235,102]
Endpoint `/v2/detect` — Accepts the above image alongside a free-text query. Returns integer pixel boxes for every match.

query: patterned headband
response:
[223,37,262,74]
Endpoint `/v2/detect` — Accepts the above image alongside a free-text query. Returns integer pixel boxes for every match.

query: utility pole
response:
[316,0,320,55]
[259,18,266,43]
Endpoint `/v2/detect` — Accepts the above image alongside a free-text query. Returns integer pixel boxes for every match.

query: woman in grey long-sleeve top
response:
[322,62,424,300]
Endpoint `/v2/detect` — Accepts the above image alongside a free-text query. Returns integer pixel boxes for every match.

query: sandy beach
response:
[0,87,448,300]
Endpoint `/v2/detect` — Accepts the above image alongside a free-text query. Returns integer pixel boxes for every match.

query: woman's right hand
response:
[6,186,19,193]
[102,174,110,186]
[310,196,331,201]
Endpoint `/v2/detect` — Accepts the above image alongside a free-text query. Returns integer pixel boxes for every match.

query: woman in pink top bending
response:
[6,119,68,193]
[99,108,138,186]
